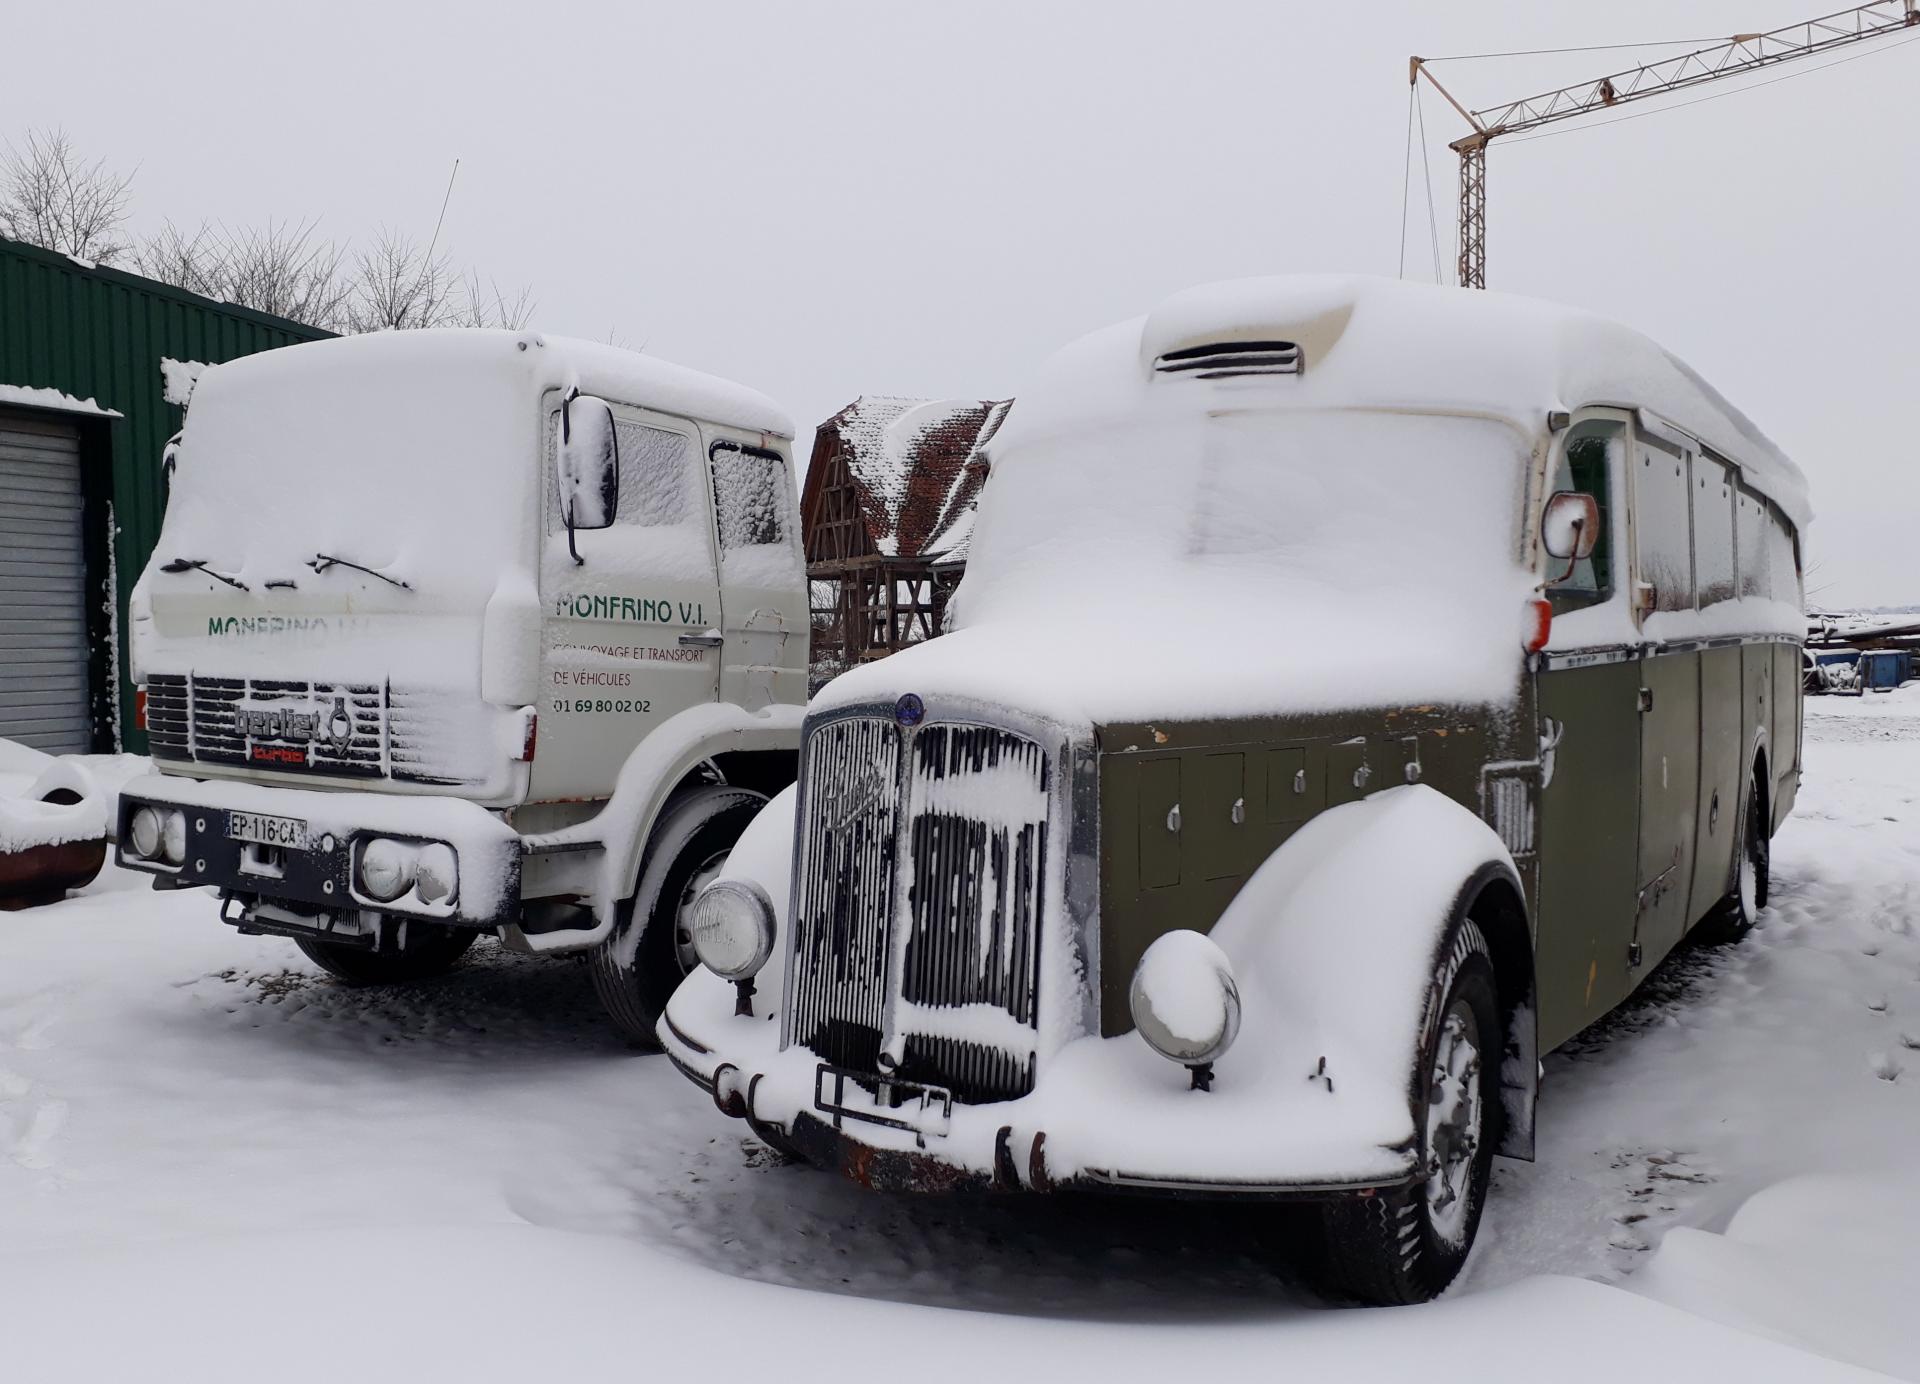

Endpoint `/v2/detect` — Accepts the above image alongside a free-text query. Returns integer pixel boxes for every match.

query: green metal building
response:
[0,236,327,754]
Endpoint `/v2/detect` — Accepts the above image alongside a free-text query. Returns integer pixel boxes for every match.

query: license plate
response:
[815,1063,953,1141]
[228,810,309,850]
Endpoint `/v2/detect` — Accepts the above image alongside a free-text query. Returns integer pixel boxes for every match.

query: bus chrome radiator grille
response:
[785,714,901,1074]
[893,724,1048,1104]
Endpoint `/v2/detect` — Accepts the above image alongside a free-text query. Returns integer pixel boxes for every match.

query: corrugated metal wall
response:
[0,237,329,751]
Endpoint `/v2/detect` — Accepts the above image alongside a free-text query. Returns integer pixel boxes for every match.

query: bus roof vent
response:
[1152,339,1303,379]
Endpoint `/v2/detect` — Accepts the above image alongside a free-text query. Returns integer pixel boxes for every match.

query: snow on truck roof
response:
[986,274,1810,529]
[196,328,795,440]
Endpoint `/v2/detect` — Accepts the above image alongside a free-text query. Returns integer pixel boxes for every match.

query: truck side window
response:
[710,441,789,550]
[1545,420,1618,613]
[546,413,695,532]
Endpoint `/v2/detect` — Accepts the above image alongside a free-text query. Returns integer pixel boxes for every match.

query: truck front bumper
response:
[113,773,521,930]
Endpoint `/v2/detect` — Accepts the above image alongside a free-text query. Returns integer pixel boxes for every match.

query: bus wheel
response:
[1311,920,1498,1306]
[590,786,767,1048]
[1697,777,1770,945]
[295,923,476,984]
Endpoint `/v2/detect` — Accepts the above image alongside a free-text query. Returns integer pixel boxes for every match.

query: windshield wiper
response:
[160,557,250,592]
[308,553,412,591]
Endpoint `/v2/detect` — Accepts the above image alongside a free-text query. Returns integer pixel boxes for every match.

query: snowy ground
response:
[3,692,1917,1381]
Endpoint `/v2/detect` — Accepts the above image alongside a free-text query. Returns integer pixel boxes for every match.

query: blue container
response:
[1859,649,1907,692]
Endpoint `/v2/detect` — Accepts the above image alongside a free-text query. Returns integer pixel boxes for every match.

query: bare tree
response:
[0,128,135,264]
[450,268,535,330]
[344,227,463,332]
[134,220,223,296]
[214,218,351,329]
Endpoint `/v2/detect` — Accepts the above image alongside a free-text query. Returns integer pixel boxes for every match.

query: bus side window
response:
[1736,481,1769,600]
[1636,439,1696,615]
[1694,454,1736,608]
[1545,420,1619,614]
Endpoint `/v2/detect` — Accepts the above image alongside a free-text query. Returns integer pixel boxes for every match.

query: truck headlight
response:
[356,838,415,902]
[414,843,458,906]
[160,809,187,865]
[129,806,163,860]
[690,879,776,981]
[1129,929,1241,1090]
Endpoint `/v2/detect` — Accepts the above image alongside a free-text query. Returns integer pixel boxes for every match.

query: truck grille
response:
[786,714,1050,1105]
[144,673,482,785]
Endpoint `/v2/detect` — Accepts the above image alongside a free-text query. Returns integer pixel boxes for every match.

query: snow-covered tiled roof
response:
[813,394,1010,562]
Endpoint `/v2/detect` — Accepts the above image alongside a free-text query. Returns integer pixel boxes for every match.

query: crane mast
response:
[1412,0,1919,288]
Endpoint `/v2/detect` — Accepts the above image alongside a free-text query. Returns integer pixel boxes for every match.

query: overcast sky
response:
[7,0,1914,607]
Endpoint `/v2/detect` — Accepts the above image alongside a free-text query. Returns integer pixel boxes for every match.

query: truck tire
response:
[1311,919,1499,1306]
[295,924,476,984]
[590,786,768,1047]
[1695,771,1769,945]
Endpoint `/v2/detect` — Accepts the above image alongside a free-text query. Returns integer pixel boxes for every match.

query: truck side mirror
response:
[558,392,619,562]
[1542,490,1598,561]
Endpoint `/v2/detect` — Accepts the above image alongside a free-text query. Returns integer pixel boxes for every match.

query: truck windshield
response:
[156,345,534,604]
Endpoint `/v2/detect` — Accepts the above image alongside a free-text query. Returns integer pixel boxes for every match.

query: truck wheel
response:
[1312,919,1499,1305]
[295,924,476,984]
[1695,774,1769,945]
[590,786,768,1048]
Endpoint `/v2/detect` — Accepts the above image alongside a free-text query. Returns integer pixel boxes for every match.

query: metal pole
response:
[1455,137,1488,289]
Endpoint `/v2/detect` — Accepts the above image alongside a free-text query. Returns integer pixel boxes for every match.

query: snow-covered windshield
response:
[840,407,1541,724]
[156,340,537,606]
[962,409,1529,624]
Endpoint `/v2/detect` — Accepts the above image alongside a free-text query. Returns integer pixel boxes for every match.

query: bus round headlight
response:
[357,838,414,902]
[160,810,187,864]
[689,879,776,981]
[128,806,163,860]
[1129,930,1242,1068]
[414,843,458,906]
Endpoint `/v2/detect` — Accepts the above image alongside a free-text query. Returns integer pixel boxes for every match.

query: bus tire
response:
[295,924,476,984]
[590,786,767,1048]
[1696,772,1769,945]
[1311,919,1499,1306]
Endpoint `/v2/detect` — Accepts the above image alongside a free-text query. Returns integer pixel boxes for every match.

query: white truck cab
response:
[115,329,808,1040]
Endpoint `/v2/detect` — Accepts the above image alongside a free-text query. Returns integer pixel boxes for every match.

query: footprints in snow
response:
[1602,1149,1715,1264]
[0,989,69,1176]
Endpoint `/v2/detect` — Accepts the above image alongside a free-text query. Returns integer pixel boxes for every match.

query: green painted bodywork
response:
[1095,700,1524,1037]
[1093,636,1802,1050]
[0,236,329,750]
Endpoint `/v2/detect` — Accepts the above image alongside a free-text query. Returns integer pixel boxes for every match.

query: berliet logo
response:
[822,760,891,833]
[237,694,356,753]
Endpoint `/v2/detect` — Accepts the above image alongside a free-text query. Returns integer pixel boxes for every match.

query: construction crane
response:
[1411,1,1919,288]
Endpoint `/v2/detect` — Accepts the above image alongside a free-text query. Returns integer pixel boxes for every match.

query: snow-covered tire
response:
[295,924,476,984]
[1311,918,1499,1306]
[589,786,767,1048]
[1695,771,1769,946]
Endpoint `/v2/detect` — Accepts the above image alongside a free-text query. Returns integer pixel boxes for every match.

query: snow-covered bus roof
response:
[198,328,795,441]
[985,274,1809,530]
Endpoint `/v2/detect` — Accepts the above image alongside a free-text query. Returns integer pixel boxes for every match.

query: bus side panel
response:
[1535,659,1642,1052]
[1771,641,1801,826]
[1636,649,1700,967]
[1689,645,1743,926]
[1740,642,1771,814]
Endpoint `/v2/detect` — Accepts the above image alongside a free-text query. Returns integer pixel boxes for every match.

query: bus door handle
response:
[679,631,725,649]
[1637,687,1654,713]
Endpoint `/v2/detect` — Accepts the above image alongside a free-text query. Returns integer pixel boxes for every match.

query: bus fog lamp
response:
[1129,929,1242,1091]
[160,810,187,865]
[690,878,776,982]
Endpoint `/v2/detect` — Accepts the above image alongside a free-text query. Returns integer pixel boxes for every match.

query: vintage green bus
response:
[659,275,1809,1304]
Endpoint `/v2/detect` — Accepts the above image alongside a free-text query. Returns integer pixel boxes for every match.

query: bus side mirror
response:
[558,392,620,552]
[1543,491,1599,560]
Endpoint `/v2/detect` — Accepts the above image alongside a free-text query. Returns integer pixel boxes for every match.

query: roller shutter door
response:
[0,409,90,753]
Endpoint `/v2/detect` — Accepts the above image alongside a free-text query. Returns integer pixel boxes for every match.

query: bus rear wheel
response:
[1697,774,1769,945]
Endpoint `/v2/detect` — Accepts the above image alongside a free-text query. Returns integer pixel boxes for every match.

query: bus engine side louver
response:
[1153,339,1303,378]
